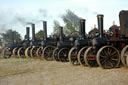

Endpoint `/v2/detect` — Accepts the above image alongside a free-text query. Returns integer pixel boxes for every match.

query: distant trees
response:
[53,9,81,36]
[53,20,60,35]
[35,30,44,40]
[1,29,22,42]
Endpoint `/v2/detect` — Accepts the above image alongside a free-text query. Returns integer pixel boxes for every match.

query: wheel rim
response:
[30,46,39,58]
[43,46,55,61]
[12,47,18,58]
[78,46,88,66]
[96,46,120,69]
[53,48,60,61]
[2,47,11,58]
[58,48,69,62]
[36,47,43,59]
[68,47,79,65]
[121,45,128,66]
[25,46,32,58]
[18,47,25,58]
[84,47,98,67]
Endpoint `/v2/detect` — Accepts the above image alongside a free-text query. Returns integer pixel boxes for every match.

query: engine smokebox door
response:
[119,10,128,37]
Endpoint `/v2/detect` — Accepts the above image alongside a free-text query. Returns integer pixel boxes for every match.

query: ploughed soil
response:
[0,58,128,85]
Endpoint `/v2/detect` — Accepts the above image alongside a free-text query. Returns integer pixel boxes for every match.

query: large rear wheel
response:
[53,48,60,61]
[58,48,69,62]
[42,46,55,61]
[121,45,128,66]
[12,47,19,58]
[25,46,32,58]
[78,46,88,66]
[84,47,98,67]
[36,47,43,59]
[30,46,39,58]
[17,47,26,58]
[2,47,12,58]
[96,45,120,69]
[68,47,79,66]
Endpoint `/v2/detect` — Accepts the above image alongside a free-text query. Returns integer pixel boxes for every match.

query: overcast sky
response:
[0,0,127,38]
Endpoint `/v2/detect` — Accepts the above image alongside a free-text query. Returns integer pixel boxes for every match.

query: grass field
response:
[0,58,128,85]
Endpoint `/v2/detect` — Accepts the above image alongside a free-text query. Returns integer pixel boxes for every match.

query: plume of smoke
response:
[92,11,98,15]
[38,9,48,17]
[0,24,9,33]
[15,15,27,25]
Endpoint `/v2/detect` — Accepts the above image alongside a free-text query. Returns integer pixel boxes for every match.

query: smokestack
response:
[26,27,30,40]
[31,24,35,41]
[97,14,104,38]
[43,21,47,40]
[59,26,63,41]
[80,19,86,39]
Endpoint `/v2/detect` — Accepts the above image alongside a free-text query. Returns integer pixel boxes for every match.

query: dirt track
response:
[0,58,128,85]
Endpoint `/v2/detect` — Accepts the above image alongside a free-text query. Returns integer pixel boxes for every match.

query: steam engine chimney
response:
[31,24,35,41]
[97,14,104,38]
[43,21,47,40]
[80,19,86,39]
[26,27,30,41]
[59,26,63,41]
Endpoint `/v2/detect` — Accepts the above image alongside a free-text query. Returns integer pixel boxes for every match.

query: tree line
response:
[0,9,80,42]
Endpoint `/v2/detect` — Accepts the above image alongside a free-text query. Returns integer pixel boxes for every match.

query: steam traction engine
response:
[68,19,89,66]
[2,32,20,58]
[120,11,128,66]
[42,21,58,61]
[25,23,41,59]
[84,11,128,69]
[53,26,76,62]
[17,26,31,58]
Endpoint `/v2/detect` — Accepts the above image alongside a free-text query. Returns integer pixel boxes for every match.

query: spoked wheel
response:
[53,48,60,61]
[25,46,32,58]
[58,48,69,62]
[96,45,120,69]
[68,47,79,65]
[30,46,39,58]
[12,47,19,58]
[121,45,128,66]
[84,47,98,67]
[42,45,55,61]
[17,47,26,58]
[78,46,88,66]
[2,47,12,58]
[36,47,43,59]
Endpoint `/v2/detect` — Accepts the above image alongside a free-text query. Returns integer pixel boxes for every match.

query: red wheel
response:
[68,47,79,65]
[84,47,98,67]
[78,46,88,66]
